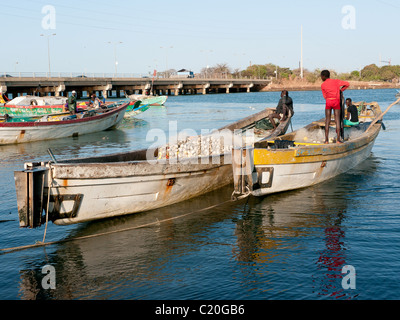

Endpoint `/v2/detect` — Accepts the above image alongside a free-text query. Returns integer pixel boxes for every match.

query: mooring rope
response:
[0,198,237,255]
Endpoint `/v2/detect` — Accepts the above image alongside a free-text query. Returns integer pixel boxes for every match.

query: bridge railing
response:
[1,72,272,81]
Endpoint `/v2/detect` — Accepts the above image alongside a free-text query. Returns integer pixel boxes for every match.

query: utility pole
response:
[160,46,173,78]
[107,41,123,76]
[40,33,56,77]
[300,25,303,79]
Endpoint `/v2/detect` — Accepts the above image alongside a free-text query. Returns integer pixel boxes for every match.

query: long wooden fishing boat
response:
[231,101,384,199]
[14,108,292,228]
[0,95,67,117]
[127,94,167,106]
[0,102,128,145]
[0,95,118,118]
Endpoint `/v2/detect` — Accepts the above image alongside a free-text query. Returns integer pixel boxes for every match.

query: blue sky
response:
[1,0,399,75]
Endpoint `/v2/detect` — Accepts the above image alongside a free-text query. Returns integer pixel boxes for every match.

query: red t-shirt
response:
[321,78,349,100]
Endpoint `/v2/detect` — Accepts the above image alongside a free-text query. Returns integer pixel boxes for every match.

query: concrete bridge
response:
[0,74,271,98]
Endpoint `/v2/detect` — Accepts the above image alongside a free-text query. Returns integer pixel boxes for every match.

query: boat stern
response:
[14,162,49,228]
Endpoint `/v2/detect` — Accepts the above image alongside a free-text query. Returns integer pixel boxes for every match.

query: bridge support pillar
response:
[101,83,113,99]
[202,83,210,94]
[55,84,65,97]
[174,82,183,96]
[226,83,233,94]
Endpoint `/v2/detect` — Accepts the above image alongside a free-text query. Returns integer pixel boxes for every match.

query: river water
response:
[0,88,399,300]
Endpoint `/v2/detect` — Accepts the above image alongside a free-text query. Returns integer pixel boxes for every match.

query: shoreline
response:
[261,79,400,92]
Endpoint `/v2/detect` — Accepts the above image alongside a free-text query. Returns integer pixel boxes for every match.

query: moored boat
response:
[0,95,67,117]
[0,101,128,145]
[231,101,384,199]
[127,94,167,106]
[124,100,151,118]
[14,107,292,227]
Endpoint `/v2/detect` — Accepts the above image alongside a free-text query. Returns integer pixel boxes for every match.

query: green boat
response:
[125,100,151,118]
[126,94,167,106]
[0,95,67,117]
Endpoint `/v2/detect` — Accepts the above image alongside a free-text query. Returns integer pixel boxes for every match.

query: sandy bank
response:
[261,79,400,92]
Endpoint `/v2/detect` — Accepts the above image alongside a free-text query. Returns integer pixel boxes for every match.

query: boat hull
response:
[0,104,65,117]
[124,103,150,118]
[14,108,292,226]
[128,95,167,106]
[50,156,233,225]
[0,103,128,145]
[252,139,376,196]
[232,101,383,198]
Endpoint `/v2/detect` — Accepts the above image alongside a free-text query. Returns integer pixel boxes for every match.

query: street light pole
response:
[107,41,123,76]
[160,46,173,78]
[201,49,213,78]
[300,25,303,79]
[40,33,56,77]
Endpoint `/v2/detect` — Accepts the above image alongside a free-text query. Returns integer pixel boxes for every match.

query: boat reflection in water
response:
[234,156,379,299]
[17,155,378,299]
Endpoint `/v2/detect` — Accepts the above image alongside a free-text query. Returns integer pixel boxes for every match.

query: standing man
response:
[68,90,77,115]
[320,70,349,143]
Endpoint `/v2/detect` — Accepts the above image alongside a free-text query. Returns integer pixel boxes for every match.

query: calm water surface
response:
[0,89,399,300]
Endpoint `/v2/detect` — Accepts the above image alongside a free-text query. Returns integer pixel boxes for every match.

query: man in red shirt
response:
[320,70,349,143]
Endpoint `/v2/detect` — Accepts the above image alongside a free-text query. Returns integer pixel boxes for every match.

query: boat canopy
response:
[6,95,67,106]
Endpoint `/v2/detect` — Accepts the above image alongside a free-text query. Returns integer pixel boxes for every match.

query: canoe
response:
[125,100,151,119]
[231,101,383,199]
[0,102,128,145]
[14,108,292,228]
[127,94,167,106]
[0,96,67,117]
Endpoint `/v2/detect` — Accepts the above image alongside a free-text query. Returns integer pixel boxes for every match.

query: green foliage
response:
[204,62,400,82]
[355,63,400,81]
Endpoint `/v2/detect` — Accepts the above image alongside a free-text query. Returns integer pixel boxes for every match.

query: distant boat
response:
[0,95,67,117]
[124,100,151,119]
[231,101,384,199]
[0,102,128,145]
[127,94,167,106]
[13,107,292,227]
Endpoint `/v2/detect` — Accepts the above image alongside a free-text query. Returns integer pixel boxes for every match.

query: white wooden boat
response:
[231,101,384,199]
[127,94,167,106]
[0,102,128,145]
[14,108,292,227]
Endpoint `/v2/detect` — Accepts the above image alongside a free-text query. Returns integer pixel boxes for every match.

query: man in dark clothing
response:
[268,90,293,129]
[344,98,359,126]
[68,90,77,114]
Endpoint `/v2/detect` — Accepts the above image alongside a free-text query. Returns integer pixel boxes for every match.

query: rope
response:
[0,197,238,255]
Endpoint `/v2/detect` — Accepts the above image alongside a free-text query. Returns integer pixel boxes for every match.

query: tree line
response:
[197,63,400,82]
